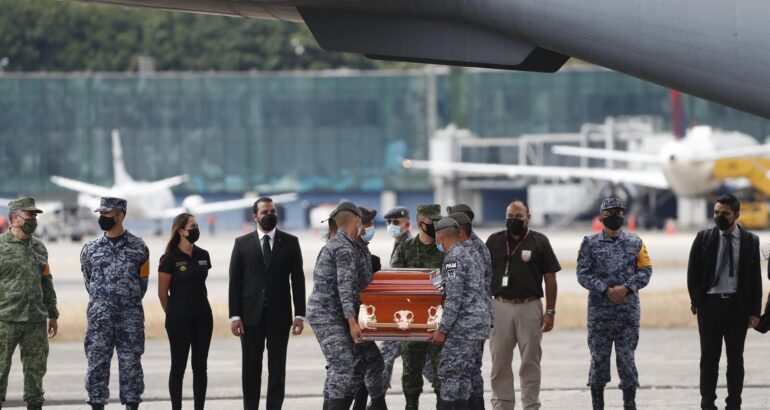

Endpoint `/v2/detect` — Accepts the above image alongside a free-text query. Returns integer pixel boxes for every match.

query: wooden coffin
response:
[358,268,444,341]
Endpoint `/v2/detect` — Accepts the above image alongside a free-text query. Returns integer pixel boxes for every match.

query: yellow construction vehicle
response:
[712,157,770,229]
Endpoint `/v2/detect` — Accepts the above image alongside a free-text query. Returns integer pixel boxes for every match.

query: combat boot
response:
[591,387,604,410]
[437,399,454,410]
[405,393,420,410]
[622,388,636,410]
[367,394,388,410]
[453,399,470,410]
[468,394,485,410]
[90,405,105,410]
[26,405,42,410]
[126,403,140,410]
[327,397,355,410]
[352,385,368,410]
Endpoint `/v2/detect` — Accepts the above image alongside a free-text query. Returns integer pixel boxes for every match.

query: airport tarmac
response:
[2,329,770,409]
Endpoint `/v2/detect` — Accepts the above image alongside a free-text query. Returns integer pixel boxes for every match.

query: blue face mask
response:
[362,225,375,242]
[436,242,445,253]
[387,224,402,238]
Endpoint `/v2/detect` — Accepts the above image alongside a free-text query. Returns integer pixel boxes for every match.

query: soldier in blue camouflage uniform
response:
[81,197,150,410]
[307,202,370,410]
[448,206,493,410]
[431,217,491,410]
[351,207,387,410]
[391,204,445,409]
[0,198,59,410]
[576,198,652,410]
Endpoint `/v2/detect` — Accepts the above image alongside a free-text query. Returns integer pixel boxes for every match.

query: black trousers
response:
[697,295,748,410]
[165,310,214,410]
[242,318,291,410]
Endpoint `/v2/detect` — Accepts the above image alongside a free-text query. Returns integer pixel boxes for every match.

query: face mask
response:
[361,226,375,242]
[506,218,526,236]
[387,224,402,238]
[18,217,37,235]
[185,227,200,243]
[436,242,445,253]
[422,222,436,239]
[258,213,278,231]
[98,215,117,231]
[602,215,624,231]
[715,215,731,231]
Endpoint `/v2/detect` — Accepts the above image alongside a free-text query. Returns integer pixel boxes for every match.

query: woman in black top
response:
[158,213,213,410]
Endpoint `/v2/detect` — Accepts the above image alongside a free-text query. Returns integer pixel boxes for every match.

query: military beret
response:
[384,206,409,219]
[334,201,362,218]
[599,197,625,212]
[416,204,442,220]
[8,197,43,214]
[94,197,127,212]
[446,204,475,221]
[359,207,377,224]
[435,217,459,231]
[448,212,471,226]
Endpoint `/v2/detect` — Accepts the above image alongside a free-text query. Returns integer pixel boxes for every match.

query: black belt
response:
[707,292,736,299]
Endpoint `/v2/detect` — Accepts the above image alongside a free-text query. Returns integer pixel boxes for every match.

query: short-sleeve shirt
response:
[486,229,561,299]
[158,246,212,316]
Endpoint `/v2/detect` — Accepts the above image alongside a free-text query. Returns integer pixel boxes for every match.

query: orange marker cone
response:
[628,216,638,231]
[665,218,676,235]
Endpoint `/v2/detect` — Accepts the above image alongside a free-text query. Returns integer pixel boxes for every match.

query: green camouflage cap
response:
[8,197,43,214]
[435,217,459,231]
[416,204,442,220]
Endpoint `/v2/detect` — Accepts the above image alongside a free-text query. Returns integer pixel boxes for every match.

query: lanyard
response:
[503,230,529,283]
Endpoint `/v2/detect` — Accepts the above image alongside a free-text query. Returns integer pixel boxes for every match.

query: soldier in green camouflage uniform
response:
[391,204,444,409]
[0,198,59,410]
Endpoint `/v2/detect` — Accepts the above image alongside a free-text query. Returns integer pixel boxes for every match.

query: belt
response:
[496,296,539,305]
[707,292,736,299]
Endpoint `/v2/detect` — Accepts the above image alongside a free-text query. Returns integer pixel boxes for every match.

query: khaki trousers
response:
[490,298,543,410]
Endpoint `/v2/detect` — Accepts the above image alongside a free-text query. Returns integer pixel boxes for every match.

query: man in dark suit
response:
[229,197,306,410]
[687,194,762,410]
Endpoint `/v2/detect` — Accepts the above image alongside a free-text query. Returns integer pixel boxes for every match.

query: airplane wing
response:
[50,176,112,197]
[403,160,670,190]
[152,192,299,220]
[146,175,189,190]
[691,145,770,162]
[551,146,660,164]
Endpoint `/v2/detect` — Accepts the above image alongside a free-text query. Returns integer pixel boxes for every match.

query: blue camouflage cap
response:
[435,217,460,231]
[599,197,625,212]
[384,206,409,219]
[94,197,127,213]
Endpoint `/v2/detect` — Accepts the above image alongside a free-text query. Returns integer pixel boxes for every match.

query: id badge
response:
[502,276,509,287]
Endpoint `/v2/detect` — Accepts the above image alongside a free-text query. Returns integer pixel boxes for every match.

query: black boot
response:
[27,405,42,410]
[437,398,454,410]
[468,394,485,410]
[90,405,105,410]
[405,393,420,410]
[126,403,140,410]
[622,388,636,410]
[352,385,368,410]
[591,387,604,410]
[367,394,388,410]
[328,397,355,410]
[454,399,470,410]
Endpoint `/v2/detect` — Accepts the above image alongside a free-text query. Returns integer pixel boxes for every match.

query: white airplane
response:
[404,126,770,198]
[50,130,297,220]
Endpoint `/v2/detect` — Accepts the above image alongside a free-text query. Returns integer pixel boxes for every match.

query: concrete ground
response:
[3,328,770,409]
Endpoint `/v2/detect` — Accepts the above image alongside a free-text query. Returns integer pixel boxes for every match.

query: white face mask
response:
[387,223,402,238]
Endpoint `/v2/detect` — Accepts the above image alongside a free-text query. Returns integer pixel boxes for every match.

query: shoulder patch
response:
[444,261,457,281]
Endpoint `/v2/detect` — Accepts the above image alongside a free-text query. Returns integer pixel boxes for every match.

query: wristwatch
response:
[545,309,556,317]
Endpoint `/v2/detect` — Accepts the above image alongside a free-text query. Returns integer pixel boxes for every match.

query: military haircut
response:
[334,210,358,226]
[252,197,274,214]
[716,194,740,213]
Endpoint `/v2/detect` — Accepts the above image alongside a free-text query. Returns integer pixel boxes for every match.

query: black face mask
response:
[259,213,278,231]
[602,215,624,231]
[421,222,436,239]
[185,227,200,243]
[506,218,526,236]
[715,215,731,231]
[98,215,117,231]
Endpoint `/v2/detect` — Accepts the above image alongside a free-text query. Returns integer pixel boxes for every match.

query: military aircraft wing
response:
[50,176,112,197]
[403,160,670,190]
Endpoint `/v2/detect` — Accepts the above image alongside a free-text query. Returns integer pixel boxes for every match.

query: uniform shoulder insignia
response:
[444,260,457,281]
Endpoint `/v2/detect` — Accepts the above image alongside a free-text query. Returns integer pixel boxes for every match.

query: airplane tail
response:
[111,129,134,185]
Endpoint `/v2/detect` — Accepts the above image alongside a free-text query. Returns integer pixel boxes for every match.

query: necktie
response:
[713,233,733,288]
[725,233,734,277]
[262,235,272,266]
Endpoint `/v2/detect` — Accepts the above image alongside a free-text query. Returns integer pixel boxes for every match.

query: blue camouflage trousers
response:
[587,314,640,389]
[358,340,386,398]
[85,311,145,405]
[379,340,436,389]
[438,339,483,401]
[313,323,365,400]
[470,342,485,396]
